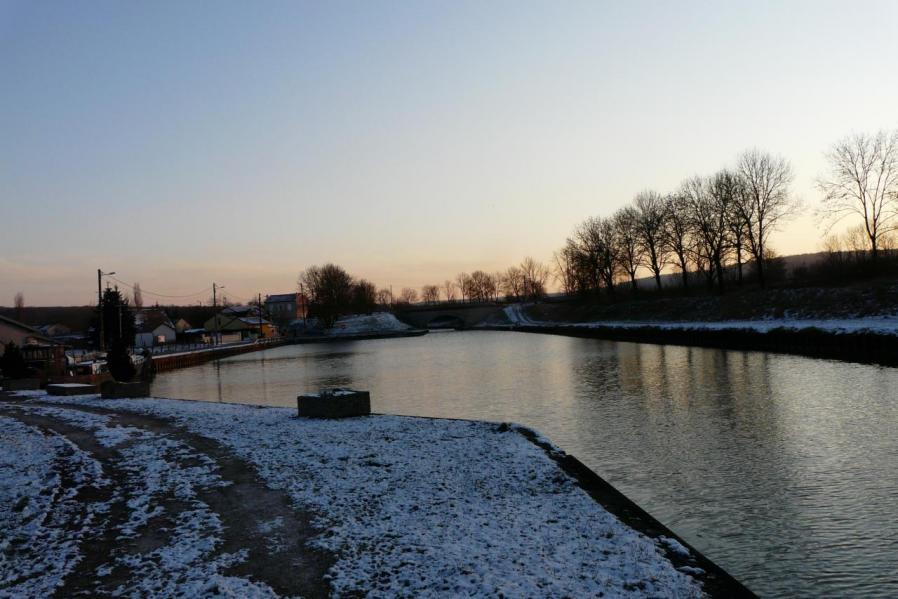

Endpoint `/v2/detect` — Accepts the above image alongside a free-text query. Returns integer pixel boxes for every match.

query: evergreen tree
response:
[106,338,136,382]
[0,342,29,379]
[91,286,136,349]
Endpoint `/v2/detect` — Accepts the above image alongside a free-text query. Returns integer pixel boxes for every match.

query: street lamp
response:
[212,282,225,346]
[97,269,116,351]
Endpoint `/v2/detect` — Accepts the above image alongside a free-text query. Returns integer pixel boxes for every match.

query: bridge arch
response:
[426,315,465,329]
[394,304,504,330]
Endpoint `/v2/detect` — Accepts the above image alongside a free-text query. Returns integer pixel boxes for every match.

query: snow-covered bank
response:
[326,312,415,337]
[498,304,898,335]
[0,391,717,598]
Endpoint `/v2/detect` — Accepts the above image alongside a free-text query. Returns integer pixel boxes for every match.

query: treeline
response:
[555,130,898,297]
[299,264,378,326]
[553,149,795,299]
[414,257,551,305]
[412,130,898,303]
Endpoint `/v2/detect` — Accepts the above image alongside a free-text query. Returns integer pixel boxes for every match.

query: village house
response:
[172,318,192,334]
[134,309,177,347]
[0,314,66,377]
[0,314,53,353]
[36,323,72,338]
[203,305,277,343]
[264,293,307,328]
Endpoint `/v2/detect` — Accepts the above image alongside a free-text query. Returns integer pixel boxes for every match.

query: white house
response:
[134,310,177,348]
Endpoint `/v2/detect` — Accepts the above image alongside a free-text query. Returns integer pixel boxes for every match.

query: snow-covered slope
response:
[3,393,708,597]
[327,312,414,336]
[500,303,898,335]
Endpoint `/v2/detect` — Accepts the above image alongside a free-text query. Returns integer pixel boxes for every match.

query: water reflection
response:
[151,331,898,598]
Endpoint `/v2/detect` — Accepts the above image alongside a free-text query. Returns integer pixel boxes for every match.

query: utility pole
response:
[97,268,115,351]
[212,282,223,346]
[258,292,264,339]
[299,283,306,328]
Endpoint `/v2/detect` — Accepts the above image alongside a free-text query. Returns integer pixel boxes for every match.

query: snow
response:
[0,416,109,597]
[0,403,276,598]
[48,383,95,389]
[327,312,414,336]
[660,536,691,558]
[499,303,898,335]
[16,393,706,598]
[302,388,363,398]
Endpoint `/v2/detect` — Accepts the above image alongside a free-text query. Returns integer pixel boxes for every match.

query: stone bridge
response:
[394,303,505,330]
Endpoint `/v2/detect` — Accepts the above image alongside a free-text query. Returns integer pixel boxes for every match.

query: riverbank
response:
[292,328,428,343]
[151,338,290,373]
[487,304,898,366]
[291,312,428,343]
[0,390,752,597]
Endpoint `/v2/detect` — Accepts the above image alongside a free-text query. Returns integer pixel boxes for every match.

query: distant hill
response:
[0,303,220,334]
[0,305,95,331]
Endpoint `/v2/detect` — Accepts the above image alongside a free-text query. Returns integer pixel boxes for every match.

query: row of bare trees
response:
[555,149,796,296]
[413,257,551,305]
[301,132,896,313]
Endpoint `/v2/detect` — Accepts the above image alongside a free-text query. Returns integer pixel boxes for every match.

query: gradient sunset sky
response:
[2,1,897,306]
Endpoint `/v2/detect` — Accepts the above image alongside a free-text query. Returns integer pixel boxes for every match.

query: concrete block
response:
[297,389,371,418]
[101,380,151,399]
[47,383,99,396]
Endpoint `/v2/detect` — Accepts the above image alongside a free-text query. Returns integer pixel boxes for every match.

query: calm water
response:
[152,331,898,597]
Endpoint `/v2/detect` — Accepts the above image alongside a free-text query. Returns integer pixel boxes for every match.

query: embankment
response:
[151,338,289,373]
[486,323,898,366]
[291,329,428,343]
[1,391,755,597]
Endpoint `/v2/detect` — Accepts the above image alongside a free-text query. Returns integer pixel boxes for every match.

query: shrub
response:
[0,342,28,379]
[106,339,136,382]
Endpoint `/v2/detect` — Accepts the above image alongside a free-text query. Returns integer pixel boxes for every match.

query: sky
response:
[2,0,897,306]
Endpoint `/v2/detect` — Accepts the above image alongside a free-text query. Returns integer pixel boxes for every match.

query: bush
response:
[0,342,28,379]
[106,339,136,382]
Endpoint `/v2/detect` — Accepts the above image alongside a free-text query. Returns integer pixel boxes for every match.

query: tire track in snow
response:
[0,401,333,598]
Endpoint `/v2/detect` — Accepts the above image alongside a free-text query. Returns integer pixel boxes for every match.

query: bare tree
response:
[633,190,669,289]
[465,271,497,302]
[455,273,470,303]
[300,264,355,327]
[844,223,870,258]
[683,172,736,293]
[376,288,392,308]
[398,287,418,304]
[132,282,144,310]
[421,284,440,304]
[573,218,605,294]
[442,280,456,302]
[596,218,619,296]
[613,207,643,292]
[735,149,795,287]
[352,279,378,314]
[662,193,692,289]
[726,193,749,286]
[681,177,714,290]
[14,292,24,322]
[553,243,580,295]
[492,272,504,301]
[520,257,550,300]
[500,266,525,301]
[817,130,898,260]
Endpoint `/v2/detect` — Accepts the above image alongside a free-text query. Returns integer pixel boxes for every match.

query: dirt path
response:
[0,400,333,598]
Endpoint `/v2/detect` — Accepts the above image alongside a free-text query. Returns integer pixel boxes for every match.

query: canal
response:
[152,330,898,598]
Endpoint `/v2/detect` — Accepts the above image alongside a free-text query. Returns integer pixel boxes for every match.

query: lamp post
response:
[212,282,224,346]
[97,269,115,351]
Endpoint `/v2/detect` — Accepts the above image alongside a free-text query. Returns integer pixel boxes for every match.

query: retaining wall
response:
[486,324,898,367]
